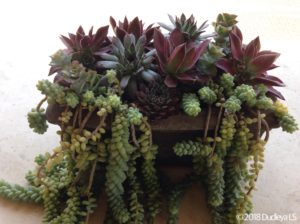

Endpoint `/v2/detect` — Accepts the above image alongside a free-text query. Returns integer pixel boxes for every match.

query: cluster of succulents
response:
[0,13,298,224]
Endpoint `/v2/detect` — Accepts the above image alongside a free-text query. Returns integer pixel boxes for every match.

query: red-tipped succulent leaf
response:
[216,26,284,99]
[110,16,157,44]
[154,29,210,87]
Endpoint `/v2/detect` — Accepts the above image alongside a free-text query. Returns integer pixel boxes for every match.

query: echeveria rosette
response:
[158,14,210,42]
[216,26,285,100]
[49,25,110,75]
[96,34,159,98]
[135,80,181,121]
[110,16,157,46]
[154,29,210,87]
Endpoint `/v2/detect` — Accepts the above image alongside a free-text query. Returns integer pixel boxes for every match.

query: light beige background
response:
[0,0,299,223]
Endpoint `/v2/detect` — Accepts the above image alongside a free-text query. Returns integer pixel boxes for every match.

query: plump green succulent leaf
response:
[141,70,159,82]
[120,75,131,88]
[96,53,118,61]
[96,61,119,69]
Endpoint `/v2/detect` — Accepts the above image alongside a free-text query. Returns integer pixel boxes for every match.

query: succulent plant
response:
[50,25,109,74]
[5,13,298,224]
[197,43,225,76]
[224,96,241,113]
[279,114,298,133]
[216,26,285,99]
[127,107,143,125]
[182,93,201,117]
[110,16,156,46]
[213,13,238,48]
[154,29,210,87]
[159,14,210,42]
[135,80,180,120]
[96,34,159,98]
[198,86,217,104]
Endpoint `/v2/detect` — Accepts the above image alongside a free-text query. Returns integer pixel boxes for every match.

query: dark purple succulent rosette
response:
[216,26,285,100]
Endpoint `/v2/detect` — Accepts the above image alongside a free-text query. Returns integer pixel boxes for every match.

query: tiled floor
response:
[0,0,299,223]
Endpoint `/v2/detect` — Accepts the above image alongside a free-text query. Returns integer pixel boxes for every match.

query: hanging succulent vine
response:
[0,12,298,224]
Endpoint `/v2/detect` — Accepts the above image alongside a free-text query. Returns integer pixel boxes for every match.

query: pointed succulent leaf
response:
[135,36,146,58]
[112,37,125,55]
[177,40,209,73]
[146,24,154,30]
[122,17,129,30]
[115,27,127,41]
[145,27,156,43]
[269,64,279,70]
[170,28,186,47]
[110,16,117,29]
[256,50,273,56]
[216,58,235,74]
[168,14,176,25]
[157,22,174,32]
[164,75,178,87]
[120,75,131,88]
[245,36,261,59]
[80,36,91,49]
[177,73,197,81]
[88,26,94,37]
[68,33,76,45]
[48,66,61,76]
[230,29,243,61]
[128,17,142,39]
[192,39,210,63]
[250,52,280,74]
[60,35,74,49]
[93,25,109,47]
[154,29,169,64]
[124,34,135,50]
[178,47,197,72]
[179,72,209,83]
[267,86,285,100]
[198,20,209,31]
[253,74,285,87]
[166,43,186,73]
[232,26,243,41]
[76,26,85,36]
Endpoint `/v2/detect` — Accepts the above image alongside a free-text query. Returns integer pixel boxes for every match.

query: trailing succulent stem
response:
[138,118,161,222]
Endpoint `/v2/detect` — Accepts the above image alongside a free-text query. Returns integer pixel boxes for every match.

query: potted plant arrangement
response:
[0,13,298,224]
